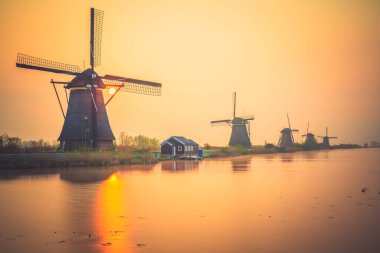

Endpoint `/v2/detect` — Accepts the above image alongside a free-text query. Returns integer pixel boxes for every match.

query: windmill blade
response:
[248,121,251,138]
[287,113,291,129]
[317,136,324,138]
[211,119,232,124]
[103,75,161,87]
[307,121,309,134]
[240,115,255,121]
[90,8,104,68]
[302,134,307,137]
[16,53,81,76]
[102,77,161,96]
[292,129,299,132]
[233,92,236,118]
[329,137,338,139]
[210,121,231,127]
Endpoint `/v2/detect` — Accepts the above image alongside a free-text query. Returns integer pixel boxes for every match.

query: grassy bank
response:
[0,151,157,170]
[205,144,363,158]
[206,145,278,158]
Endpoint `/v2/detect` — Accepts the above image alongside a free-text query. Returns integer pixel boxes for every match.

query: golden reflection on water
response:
[95,173,133,253]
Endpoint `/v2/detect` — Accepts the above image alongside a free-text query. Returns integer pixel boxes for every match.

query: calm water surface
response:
[0,149,379,253]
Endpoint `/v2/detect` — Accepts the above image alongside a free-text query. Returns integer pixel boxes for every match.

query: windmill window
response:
[178,146,182,151]
[185,146,188,151]
[191,146,193,152]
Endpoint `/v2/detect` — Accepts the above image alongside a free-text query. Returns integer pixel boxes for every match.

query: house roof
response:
[187,139,198,145]
[161,136,199,146]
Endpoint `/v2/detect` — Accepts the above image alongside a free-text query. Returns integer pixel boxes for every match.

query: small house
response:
[161,136,199,158]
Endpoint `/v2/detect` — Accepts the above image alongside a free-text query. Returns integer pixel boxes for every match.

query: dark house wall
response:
[172,139,184,155]
[161,143,173,155]
[183,144,199,155]
[161,138,184,156]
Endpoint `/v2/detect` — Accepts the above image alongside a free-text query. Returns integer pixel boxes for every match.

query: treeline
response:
[0,132,161,154]
[118,132,160,151]
[0,133,58,154]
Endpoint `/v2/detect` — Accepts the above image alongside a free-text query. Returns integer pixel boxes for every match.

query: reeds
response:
[0,151,157,170]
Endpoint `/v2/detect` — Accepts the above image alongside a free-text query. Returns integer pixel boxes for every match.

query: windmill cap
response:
[66,69,105,89]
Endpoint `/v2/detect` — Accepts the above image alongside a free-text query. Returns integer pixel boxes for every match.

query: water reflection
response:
[298,151,318,161]
[94,172,133,252]
[264,154,276,161]
[0,169,58,180]
[280,153,294,163]
[231,157,252,171]
[60,168,116,183]
[122,164,155,173]
[0,149,380,253]
[0,164,156,183]
[161,160,199,172]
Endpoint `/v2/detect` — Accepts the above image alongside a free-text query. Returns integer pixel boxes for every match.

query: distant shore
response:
[201,143,364,158]
[0,145,371,170]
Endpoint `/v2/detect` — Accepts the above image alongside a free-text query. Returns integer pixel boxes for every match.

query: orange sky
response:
[0,0,379,146]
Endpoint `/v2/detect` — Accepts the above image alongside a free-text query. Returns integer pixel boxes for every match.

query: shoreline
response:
[0,151,158,170]
[0,146,374,170]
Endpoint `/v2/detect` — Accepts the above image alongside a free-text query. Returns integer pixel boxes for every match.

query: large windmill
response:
[278,113,298,150]
[16,8,161,151]
[302,122,317,145]
[318,127,337,148]
[210,92,254,149]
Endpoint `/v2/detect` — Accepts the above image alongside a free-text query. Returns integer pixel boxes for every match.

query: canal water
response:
[0,148,379,253]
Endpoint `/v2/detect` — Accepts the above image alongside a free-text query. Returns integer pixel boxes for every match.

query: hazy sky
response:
[0,0,379,146]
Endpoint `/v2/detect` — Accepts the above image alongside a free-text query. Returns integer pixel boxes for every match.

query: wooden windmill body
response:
[211,92,254,149]
[302,122,317,145]
[318,127,337,148]
[278,114,298,150]
[16,8,161,151]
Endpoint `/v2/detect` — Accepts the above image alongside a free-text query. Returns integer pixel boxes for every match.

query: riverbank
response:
[0,151,157,169]
[0,145,368,169]
[203,144,365,158]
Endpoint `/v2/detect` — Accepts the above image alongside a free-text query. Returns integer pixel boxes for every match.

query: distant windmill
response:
[318,127,337,148]
[16,8,161,151]
[278,113,298,149]
[302,122,317,145]
[211,92,254,149]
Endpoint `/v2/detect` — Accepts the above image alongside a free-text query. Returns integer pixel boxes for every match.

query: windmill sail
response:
[102,76,162,96]
[90,8,104,68]
[16,53,82,76]
[210,119,232,124]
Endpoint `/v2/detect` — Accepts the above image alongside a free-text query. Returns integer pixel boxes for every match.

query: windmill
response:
[318,127,337,148]
[278,113,298,150]
[302,122,317,145]
[210,92,254,149]
[16,8,161,151]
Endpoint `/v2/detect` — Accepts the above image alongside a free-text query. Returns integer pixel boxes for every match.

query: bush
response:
[118,132,160,151]
[0,134,23,153]
[204,143,211,150]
